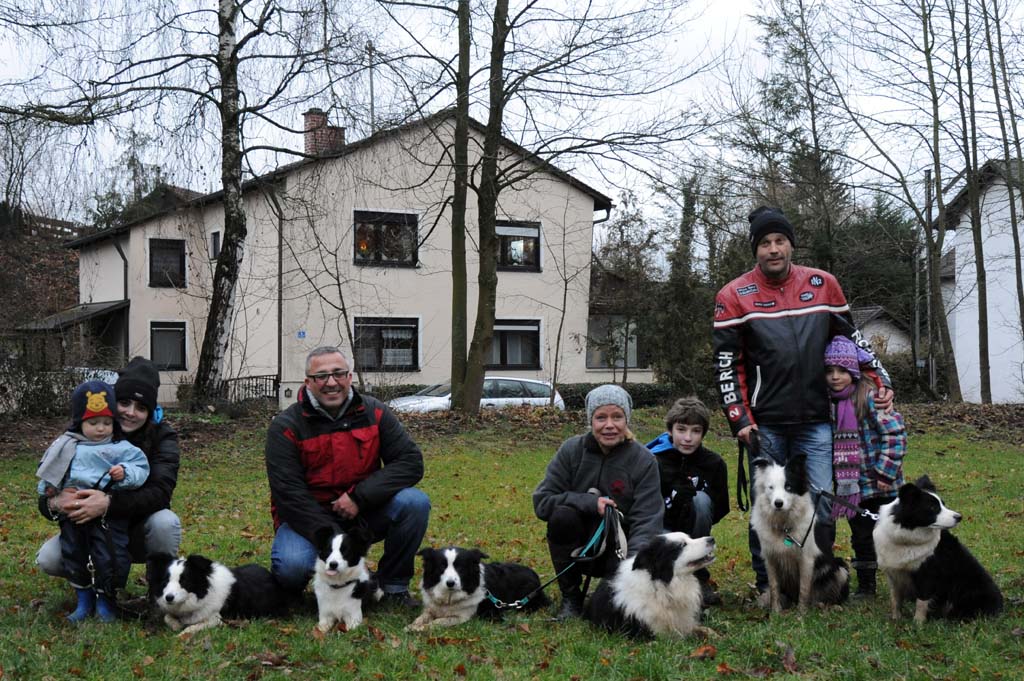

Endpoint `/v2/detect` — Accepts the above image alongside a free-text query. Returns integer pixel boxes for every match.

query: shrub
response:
[555,382,676,411]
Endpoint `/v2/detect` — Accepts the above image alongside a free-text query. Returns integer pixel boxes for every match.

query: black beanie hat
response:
[748,206,797,256]
[115,356,160,414]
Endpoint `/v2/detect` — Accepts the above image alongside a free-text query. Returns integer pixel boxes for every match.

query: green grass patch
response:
[2,408,1022,680]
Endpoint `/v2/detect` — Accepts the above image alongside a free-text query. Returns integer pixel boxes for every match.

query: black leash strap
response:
[736,431,760,512]
[810,486,881,521]
[497,507,618,610]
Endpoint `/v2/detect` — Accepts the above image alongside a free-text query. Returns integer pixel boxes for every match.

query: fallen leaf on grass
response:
[454,664,467,676]
[311,627,326,641]
[368,625,385,642]
[896,640,914,650]
[716,662,738,674]
[517,623,531,634]
[689,645,717,660]
[780,644,798,672]
[1011,627,1024,637]
[253,651,287,667]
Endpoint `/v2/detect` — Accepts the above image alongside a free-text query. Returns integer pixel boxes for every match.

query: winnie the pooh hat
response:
[70,380,116,429]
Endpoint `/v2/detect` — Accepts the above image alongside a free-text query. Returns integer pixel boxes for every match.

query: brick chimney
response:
[303,108,346,155]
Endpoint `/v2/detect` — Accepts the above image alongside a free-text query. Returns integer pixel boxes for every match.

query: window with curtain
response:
[353,317,419,371]
[487,319,540,369]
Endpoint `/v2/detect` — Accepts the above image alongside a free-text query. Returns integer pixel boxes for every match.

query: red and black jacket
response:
[713,264,888,436]
[265,386,424,544]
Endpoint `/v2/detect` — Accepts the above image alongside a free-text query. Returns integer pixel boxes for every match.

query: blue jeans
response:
[748,423,834,590]
[271,487,430,593]
[37,508,182,578]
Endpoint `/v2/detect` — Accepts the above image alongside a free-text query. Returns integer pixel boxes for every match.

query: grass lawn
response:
[1,406,1022,680]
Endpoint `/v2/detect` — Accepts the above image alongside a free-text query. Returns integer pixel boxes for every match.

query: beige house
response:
[63,110,648,406]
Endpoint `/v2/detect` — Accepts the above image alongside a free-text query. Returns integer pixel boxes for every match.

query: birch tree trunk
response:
[192,0,246,408]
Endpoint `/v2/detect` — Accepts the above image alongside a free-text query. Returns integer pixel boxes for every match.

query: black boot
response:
[696,568,722,607]
[556,588,584,620]
[853,565,877,599]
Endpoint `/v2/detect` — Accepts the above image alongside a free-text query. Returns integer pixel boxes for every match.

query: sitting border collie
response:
[407,547,549,631]
[313,526,382,633]
[585,532,715,639]
[750,456,849,613]
[873,476,1003,623]
[146,553,288,636]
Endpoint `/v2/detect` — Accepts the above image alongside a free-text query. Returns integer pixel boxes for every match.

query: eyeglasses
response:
[306,370,350,384]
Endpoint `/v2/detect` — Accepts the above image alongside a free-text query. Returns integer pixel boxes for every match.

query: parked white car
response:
[388,377,566,413]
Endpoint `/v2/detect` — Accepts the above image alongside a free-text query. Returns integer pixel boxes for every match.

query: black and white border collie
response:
[750,455,849,613]
[585,532,715,639]
[313,526,382,633]
[407,547,549,631]
[873,475,1003,623]
[146,553,288,636]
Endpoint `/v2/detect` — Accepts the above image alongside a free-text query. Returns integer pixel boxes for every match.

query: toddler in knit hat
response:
[36,380,151,623]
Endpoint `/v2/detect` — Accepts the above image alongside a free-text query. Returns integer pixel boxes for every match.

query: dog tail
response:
[813,555,850,605]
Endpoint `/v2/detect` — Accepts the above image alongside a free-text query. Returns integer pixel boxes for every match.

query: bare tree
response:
[946,0,991,402]
[981,0,1024,343]
[376,0,714,413]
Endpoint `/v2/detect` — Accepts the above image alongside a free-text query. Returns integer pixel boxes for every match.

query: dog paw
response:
[692,626,719,639]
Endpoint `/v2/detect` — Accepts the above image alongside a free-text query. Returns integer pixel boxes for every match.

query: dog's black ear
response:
[471,549,489,562]
[898,481,921,502]
[417,547,435,559]
[314,525,336,551]
[184,554,214,575]
[914,475,936,492]
[787,453,808,473]
[631,536,677,584]
[751,458,773,473]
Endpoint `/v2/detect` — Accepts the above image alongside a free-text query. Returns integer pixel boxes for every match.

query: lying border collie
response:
[313,526,382,633]
[147,553,288,636]
[585,532,715,639]
[750,455,849,613]
[873,476,1003,623]
[407,547,549,631]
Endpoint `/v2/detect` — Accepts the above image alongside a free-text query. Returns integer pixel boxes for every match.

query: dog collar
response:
[329,579,360,590]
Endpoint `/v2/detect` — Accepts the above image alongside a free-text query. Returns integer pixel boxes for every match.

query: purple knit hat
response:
[824,336,861,379]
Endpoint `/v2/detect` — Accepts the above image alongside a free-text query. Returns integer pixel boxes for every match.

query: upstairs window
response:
[210,231,221,259]
[487,319,540,369]
[353,211,418,267]
[149,239,186,288]
[354,317,419,371]
[496,221,540,271]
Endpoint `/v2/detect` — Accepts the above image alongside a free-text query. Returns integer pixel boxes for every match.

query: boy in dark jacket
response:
[646,397,728,606]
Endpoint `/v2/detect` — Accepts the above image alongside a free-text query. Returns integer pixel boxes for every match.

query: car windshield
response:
[415,383,451,397]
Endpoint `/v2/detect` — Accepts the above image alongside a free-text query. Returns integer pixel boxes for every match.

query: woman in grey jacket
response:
[533,385,664,619]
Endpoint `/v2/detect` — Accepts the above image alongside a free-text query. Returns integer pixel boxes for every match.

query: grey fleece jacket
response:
[533,433,664,555]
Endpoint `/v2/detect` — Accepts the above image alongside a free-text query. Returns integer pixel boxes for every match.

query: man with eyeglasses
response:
[265,345,430,609]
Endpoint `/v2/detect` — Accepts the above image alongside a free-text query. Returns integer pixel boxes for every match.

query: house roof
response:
[65,110,614,250]
[850,304,910,334]
[938,158,1020,230]
[16,299,129,332]
[66,183,205,248]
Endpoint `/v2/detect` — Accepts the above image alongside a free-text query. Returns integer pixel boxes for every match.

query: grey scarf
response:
[36,431,89,490]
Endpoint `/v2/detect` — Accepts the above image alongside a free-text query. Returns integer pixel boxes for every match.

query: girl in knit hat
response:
[824,336,907,598]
